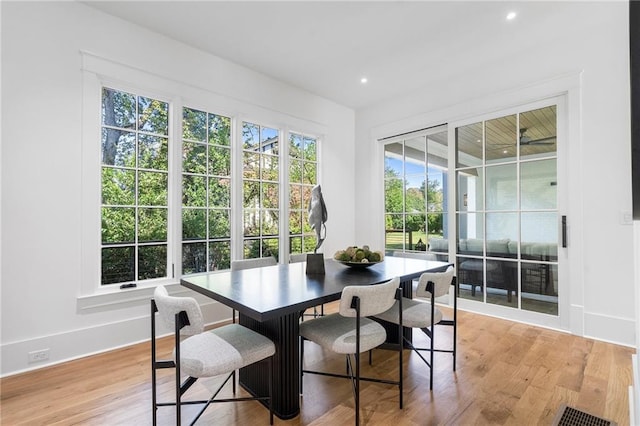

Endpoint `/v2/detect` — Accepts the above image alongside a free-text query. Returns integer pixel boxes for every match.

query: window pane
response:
[209,146,231,176]
[303,137,316,161]
[262,238,279,259]
[138,96,168,135]
[486,212,517,258]
[290,159,303,183]
[519,106,557,159]
[262,210,279,236]
[290,134,303,159]
[522,263,558,315]
[139,207,167,242]
[208,114,230,146]
[209,177,231,207]
[427,169,445,211]
[457,169,483,211]
[183,175,206,207]
[521,159,557,210]
[261,155,279,181]
[384,142,403,176]
[521,212,558,261]
[138,171,167,206]
[209,241,231,270]
[405,176,425,214]
[486,164,517,211]
[102,129,135,167]
[486,259,518,309]
[102,167,135,205]
[182,208,206,240]
[183,141,206,174]
[457,256,483,302]
[290,237,303,254]
[301,186,312,211]
[457,212,484,254]
[102,246,134,284]
[427,212,444,238]
[303,161,316,185]
[102,207,135,244]
[243,181,260,208]
[244,239,260,259]
[486,114,516,164]
[303,236,316,253]
[243,152,260,179]
[183,107,207,141]
[289,211,302,234]
[138,135,168,171]
[182,242,206,274]
[242,122,259,149]
[456,122,482,168]
[290,184,302,209]
[385,178,404,213]
[209,209,230,239]
[261,127,278,155]
[138,244,167,280]
[262,183,279,208]
[244,210,259,237]
[102,88,135,128]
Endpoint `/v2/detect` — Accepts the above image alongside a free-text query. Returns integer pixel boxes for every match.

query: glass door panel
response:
[455,104,559,316]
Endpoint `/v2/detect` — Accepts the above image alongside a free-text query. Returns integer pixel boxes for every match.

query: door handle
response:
[561,215,567,248]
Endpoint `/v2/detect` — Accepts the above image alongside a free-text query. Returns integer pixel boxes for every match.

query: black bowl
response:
[336,260,382,268]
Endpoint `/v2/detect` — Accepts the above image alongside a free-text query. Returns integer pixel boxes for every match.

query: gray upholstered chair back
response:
[339,276,400,318]
[415,266,455,299]
[393,250,437,260]
[231,256,277,271]
[153,285,204,336]
[289,253,308,263]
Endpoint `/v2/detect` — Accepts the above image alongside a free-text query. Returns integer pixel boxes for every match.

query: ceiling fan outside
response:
[519,128,556,145]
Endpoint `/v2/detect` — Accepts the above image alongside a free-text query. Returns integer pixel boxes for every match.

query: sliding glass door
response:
[455,104,559,315]
[383,126,449,261]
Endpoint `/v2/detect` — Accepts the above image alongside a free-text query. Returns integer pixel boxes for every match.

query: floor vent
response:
[553,405,617,426]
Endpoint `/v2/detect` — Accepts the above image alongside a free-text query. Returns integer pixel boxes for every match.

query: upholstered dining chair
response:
[289,253,324,318]
[288,253,308,263]
[230,256,278,322]
[374,266,457,390]
[151,285,276,425]
[299,277,403,425]
[392,250,439,299]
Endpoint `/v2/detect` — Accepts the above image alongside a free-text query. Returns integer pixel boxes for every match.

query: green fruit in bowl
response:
[369,252,381,262]
[355,249,365,261]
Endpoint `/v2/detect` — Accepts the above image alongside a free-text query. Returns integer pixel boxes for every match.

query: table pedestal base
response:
[239,312,301,420]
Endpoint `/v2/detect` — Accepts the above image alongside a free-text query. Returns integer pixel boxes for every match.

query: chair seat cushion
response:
[178,324,275,378]
[299,313,387,354]
[375,298,443,329]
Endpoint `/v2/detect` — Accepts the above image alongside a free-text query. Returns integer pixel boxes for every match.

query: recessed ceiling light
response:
[506,11,517,21]
[360,77,368,84]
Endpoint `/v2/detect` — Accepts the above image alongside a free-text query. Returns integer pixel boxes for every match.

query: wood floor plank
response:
[0,309,634,425]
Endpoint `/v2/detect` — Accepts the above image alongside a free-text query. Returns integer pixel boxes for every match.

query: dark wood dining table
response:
[180,256,451,420]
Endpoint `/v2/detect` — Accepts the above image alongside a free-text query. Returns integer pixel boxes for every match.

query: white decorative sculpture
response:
[308,185,328,253]
[306,185,327,274]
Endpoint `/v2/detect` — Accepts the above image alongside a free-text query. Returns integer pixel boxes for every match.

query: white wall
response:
[355,2,635,345]
[0,2,355,376]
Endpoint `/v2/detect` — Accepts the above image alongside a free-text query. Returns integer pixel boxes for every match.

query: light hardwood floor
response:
[1,307,634,425]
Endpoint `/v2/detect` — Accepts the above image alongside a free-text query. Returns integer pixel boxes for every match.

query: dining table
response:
[180,256,451,420]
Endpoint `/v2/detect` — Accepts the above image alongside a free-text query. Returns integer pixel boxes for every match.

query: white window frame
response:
[79,53,326,307]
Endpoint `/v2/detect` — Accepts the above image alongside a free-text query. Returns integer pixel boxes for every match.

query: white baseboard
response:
[583,311,636,347]
[0,301,230,378]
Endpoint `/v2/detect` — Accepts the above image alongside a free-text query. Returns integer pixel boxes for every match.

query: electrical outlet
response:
[28,349,50,363]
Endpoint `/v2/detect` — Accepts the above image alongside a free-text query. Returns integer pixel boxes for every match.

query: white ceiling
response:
[83,1,580,110]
